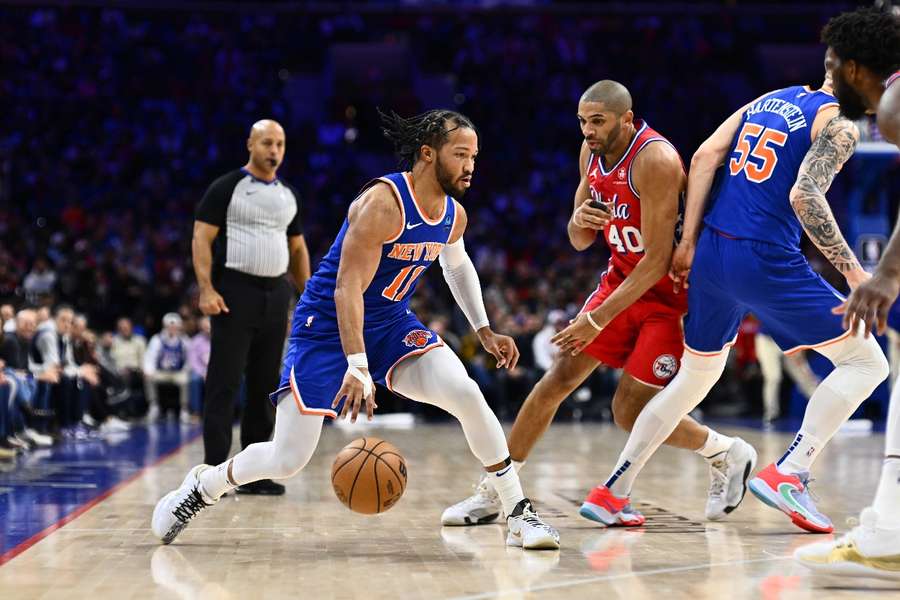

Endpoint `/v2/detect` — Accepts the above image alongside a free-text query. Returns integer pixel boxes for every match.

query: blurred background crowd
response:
[2,1,899,461]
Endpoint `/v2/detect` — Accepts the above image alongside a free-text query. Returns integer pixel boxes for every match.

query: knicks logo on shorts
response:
[652,354,678,380]
[403,329,433,348]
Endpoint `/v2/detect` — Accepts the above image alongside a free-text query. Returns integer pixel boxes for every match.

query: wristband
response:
[585,312,603,331]
[346,353,373,397]
[347,353,368,369]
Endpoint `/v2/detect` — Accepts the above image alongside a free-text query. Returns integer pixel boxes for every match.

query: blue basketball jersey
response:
[704,86,839,250]
[299,172,456,325]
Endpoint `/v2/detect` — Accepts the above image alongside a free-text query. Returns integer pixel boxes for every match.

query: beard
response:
[588,120,622,156]
[435,157,468,198]
[833,73,868,121]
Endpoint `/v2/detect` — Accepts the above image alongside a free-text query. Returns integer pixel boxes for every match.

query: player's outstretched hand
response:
[477,328,520,369]
[333,368,377,423]
[572,197,612,230]
[832,272,900,338]
[551,312,603,356]
[669,241,695,294]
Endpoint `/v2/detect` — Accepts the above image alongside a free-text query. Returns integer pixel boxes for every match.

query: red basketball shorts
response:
[579,282,686,388]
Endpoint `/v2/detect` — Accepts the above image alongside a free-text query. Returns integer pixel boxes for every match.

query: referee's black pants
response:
[203,269,292,466]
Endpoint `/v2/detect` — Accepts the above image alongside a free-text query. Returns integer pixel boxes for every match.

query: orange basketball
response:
[331,437,407,514]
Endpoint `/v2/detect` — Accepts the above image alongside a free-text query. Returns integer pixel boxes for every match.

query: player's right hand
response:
[832,272,900,338]
[333,368,377,423]
[669,241,696,294]
[572,197,612,230]
[199,288,229,316]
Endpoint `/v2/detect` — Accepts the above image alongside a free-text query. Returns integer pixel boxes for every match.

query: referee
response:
[193,119,310,495]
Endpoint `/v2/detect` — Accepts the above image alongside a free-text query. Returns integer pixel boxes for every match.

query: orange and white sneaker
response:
[748,463,833,533]
[579,485,646,527]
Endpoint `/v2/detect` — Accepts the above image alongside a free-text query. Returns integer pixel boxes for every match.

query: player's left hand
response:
[833,272,900,338]
[551,312,604,356]
[477,328,520,369]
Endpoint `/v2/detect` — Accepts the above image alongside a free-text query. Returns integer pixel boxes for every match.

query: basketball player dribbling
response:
[443,81,756,528]
[585,51,892,533]
[152,109,560,550]
[794,7,900,580]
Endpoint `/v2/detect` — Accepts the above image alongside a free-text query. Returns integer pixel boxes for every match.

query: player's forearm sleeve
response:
[439,239,490,332]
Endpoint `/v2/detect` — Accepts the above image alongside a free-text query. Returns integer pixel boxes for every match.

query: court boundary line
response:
[0,427,202,567]
[445,555,791,600]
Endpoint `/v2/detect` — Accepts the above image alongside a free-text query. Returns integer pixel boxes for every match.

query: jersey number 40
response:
[607,224,645,254]
[729,123,788,184]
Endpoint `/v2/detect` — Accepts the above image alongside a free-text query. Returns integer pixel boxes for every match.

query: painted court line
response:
[0,430,201,567]
[446,555,792,600]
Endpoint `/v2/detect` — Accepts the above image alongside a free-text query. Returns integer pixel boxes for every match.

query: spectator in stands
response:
[111,317,147,414]
[1,304,14,334]
[144,313,190,422]
[23,258,57,305]
[187,316,211,417]
[0,309,55,449]
[532,310,567,374]
[31,305,100,433]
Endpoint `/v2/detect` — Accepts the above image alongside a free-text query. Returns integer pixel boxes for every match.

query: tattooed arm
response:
[789,114,867,287]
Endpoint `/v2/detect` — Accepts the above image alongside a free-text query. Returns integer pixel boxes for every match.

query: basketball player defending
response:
[443,81,756,528]
[578,60,890,534]
[152,109,560,550]
[795,7,900,579]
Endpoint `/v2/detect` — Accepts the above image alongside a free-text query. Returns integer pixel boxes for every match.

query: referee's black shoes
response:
[235,479,286,496]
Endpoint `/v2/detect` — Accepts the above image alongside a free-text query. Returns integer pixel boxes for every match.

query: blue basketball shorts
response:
[684,228,849,355]
[268,303,443,418]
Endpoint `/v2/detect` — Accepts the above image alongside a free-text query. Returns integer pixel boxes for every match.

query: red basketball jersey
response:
[586,120,686,309]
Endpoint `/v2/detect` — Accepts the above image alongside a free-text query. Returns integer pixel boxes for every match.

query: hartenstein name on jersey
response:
[386,241,445,262]
[745,97,808,132]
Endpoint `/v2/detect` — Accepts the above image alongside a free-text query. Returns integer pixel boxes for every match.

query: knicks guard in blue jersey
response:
[685,86,850,355]
[269,172,456,417]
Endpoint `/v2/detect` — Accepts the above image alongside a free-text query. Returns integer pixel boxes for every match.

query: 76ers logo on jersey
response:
[617,168,626,180]
[653,354,678,380]
[403,329,433,348]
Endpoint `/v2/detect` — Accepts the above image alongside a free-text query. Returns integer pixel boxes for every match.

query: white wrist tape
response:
[346,353,373,397]
[439,239,490,331]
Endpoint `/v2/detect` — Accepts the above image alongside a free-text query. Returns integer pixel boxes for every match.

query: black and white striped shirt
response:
[196,168,302,279]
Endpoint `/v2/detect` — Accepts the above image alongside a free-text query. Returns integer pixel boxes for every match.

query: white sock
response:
[873,458,900,529]
[778,333,890,476]
[776,429,823,475]
[490,463,525,515]
[604,349,729,496]
[696,428,734,460]
[199,459,237,501]
[512,460,525,473]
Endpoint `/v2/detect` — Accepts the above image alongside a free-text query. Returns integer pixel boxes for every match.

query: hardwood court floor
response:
[0,421,897,599]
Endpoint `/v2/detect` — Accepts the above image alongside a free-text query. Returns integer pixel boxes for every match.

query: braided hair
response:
[822,6,900,79]
[378,108,477,169]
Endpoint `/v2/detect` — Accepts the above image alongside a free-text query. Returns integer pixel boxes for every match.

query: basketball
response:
[331,437,408,514]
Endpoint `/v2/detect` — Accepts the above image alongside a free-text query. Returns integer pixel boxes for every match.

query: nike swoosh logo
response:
[246,190,258,196]
[406,222,423,230]
[495,466,512,477]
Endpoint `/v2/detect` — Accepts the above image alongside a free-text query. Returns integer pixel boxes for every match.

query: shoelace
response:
[522,505,555,532]
[708,459,728,498]
[172,487,211,523]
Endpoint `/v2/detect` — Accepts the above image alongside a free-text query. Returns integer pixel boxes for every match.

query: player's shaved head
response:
[249,119,285,141]
[580,80,633,115]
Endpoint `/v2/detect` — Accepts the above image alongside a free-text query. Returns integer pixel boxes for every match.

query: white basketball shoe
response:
[152,464,216,544]
[506,499,560,550]
[795,507,900,581]
[441,473,503,526]
[705,437,757,521]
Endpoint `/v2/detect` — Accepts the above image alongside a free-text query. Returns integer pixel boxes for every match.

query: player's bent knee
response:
[611,405,637,432]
